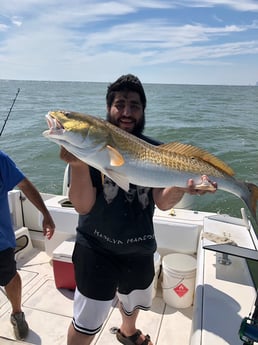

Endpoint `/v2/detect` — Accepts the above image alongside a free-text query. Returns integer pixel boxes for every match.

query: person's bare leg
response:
[67,322,95,345]
[118,303,153,344]
[5,272,22,313]
[5,272,29,340]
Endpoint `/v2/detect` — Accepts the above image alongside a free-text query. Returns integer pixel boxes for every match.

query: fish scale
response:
[102,120,231,176]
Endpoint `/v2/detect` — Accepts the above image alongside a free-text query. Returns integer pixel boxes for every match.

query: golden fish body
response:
[43,110,258,222]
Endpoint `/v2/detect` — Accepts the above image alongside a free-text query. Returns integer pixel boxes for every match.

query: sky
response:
[0,0,258,85]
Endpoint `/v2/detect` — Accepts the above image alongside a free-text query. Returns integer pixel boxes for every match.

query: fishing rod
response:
[0,88,21,136]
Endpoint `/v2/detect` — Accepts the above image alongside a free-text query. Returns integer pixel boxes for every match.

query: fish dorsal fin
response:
[159,142,234,176]
[106,145,125,167]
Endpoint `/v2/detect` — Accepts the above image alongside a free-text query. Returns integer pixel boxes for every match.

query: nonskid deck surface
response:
[0,249,193,345]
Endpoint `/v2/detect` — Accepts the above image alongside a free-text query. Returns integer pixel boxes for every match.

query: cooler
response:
[52,240,76,290]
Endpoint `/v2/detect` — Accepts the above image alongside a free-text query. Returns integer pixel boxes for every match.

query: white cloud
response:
[174,0,258,11]
[11,17,22,27]
[0,1,257,84]
[0,24,9,31]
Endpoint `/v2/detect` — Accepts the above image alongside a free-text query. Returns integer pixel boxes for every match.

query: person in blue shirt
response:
[0,150,55,340]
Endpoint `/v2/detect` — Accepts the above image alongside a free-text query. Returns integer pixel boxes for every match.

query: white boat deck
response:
[2,197,258,345]
[0,248,193,345]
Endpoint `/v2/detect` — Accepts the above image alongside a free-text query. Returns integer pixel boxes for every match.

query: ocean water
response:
[0,79,257,219]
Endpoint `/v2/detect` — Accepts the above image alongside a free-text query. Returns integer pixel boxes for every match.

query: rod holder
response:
[218,252,231,265]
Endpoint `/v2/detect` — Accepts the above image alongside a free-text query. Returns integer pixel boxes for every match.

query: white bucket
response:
[162,253,197,308]
[152,251,161,299]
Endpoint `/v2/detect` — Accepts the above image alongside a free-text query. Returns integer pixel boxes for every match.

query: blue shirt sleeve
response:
[0,151,26,250]
[0,151,25,192]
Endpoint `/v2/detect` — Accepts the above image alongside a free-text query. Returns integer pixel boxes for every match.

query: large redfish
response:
[43,110,258,223]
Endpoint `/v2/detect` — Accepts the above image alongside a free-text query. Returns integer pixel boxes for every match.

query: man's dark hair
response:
[106,74,146,110]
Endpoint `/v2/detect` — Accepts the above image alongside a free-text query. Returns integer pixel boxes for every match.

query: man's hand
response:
[60,146,84,166]
[187,175,217,195]
[42,214,55,240]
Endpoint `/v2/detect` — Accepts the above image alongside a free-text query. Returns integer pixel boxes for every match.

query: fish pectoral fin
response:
[106,145,125,167]
[105,169,130,192]
[159,142,234,176]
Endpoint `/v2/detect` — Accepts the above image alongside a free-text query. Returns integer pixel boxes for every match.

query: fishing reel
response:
[239,317,258,344]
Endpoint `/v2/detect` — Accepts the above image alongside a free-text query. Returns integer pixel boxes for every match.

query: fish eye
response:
[64,111,72,118]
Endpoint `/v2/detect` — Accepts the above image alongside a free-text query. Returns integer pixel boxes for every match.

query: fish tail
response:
[245,182,258,224]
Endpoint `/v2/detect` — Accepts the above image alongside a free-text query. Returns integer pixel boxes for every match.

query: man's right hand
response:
[60,146,84,166]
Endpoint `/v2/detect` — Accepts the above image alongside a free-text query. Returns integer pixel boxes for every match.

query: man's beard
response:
[106,112,145,136]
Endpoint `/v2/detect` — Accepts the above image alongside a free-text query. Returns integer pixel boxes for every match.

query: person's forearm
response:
[18,178,50,216]
[153,175,217,211]
[18,177,55,239]
[68,164,96,214]
[153,186,186,211]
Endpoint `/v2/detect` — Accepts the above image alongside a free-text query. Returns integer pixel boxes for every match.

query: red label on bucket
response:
[174,283,189,297]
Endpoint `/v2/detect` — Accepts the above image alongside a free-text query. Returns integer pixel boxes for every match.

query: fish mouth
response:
[45,113,64,135]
